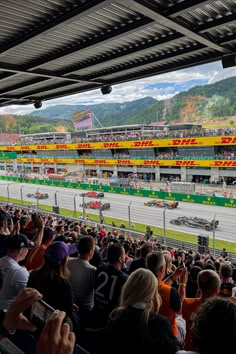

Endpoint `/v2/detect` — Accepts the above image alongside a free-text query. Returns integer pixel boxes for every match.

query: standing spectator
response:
[0,211,9,258]
[0,234,34,310]
[182,270,220,351]
[91,243,127,327]
[103,269,177,354]
[143,225,153,241]
[67,236,96,315]
[129,243,152,274]
[25,227,55,271]
[219,262,234,297]
[27,241,74,317]
[220,248,229,260]
[177,298,236,354]
[146,251,187,347]
[186,266,202,298]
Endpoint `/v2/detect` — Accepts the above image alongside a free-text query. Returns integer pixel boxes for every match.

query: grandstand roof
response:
[0,0,235,108]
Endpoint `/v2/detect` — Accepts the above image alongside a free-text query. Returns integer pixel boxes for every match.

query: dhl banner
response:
[1,136,236,151]
[16,157,236,168]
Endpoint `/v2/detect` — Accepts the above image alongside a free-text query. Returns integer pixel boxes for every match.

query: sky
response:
[1,60,236,115]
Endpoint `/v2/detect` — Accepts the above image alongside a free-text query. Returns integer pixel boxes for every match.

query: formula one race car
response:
[170,216,219,231]
[79,191,104,198]
[144,200,178,209]
[81,200,110,210]
[26,192,49,200]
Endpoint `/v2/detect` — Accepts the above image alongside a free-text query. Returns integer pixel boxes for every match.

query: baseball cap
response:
[6,234,35,250]
[44,241,77,266]
[99,229,106,236]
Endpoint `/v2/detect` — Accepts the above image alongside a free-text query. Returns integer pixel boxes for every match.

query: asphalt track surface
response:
[0,181,235,243]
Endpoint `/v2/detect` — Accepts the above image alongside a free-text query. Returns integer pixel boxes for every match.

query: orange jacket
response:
[158,281,178,337]
[182,297,202,350]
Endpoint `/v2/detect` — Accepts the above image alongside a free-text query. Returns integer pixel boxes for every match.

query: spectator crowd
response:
[2,126,236,147]
[0,203,235,354]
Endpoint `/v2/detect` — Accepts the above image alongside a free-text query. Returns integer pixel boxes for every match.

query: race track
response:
[0,181,235,243]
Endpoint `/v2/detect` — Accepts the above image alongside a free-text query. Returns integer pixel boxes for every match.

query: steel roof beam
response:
[27,18,154,71]
[0,0,113,58]
[130,0,229,53]
[165,0,217,17]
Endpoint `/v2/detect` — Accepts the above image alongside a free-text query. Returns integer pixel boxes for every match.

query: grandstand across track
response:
[0,181,235,243]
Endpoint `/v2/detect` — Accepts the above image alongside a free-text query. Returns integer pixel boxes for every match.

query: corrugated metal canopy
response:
[0,0,235,107]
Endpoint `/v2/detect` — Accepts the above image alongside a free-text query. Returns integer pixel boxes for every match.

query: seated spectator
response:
[103,269,177,354]
[129,243,152,274]
[91,243,127,328]
[27,241,74,317]
[219,262,234,297]
[25,227,55,271]
[67,236,96,315]
[177,297,236,354]
[0,234,34,310]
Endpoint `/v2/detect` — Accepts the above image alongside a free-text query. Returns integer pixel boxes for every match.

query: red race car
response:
[81,200,110,210]
[79,191,104,198]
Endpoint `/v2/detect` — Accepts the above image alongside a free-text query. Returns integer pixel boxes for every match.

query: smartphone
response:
[30,299,54,331]
[30,299,73,333]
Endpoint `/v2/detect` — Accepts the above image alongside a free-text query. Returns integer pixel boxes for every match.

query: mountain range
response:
[1,76,236,134]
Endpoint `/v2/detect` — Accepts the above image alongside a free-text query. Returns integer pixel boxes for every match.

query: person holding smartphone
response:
[1,288,76,354]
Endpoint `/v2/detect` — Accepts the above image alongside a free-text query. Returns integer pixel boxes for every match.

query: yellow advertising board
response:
[1,135,236,151]
[16,157,236,168]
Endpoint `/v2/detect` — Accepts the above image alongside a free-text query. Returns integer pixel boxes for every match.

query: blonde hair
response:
[163,251,173,274]
[120,268,162,316]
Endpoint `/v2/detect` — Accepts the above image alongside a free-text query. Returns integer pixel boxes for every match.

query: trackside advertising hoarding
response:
[1,136,236,151]
[0,176,235,208]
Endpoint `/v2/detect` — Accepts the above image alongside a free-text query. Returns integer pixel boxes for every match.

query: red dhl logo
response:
[94,160,107,164]
[21,146,30,150]
[55,144,68,149]
[176,161,197,166]
[133,141,155,147]
[75,159,85,163]
[214,161,236,167]
[144,160,160,165]
[76,143,92,149]
[36,145,48,150]
[117,160,132,164]
[103,142,120,148]
[6,147,16,151]
[172,139,198,146]
[219,137,236,145]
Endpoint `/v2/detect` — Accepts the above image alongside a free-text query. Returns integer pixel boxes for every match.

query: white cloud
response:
[0,60,235,115]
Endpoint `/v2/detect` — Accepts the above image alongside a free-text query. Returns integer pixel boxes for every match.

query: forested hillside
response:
[1,76,236,133]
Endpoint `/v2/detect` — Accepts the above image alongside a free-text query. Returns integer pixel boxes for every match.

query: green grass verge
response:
[1,196,236,253]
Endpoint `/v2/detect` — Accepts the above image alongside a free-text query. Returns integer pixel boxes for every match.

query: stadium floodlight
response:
[222,54,236,69]
[34,101,42,109]
[101,85,112,95]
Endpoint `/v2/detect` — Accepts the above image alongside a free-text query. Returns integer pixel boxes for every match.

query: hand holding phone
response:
[36,311,75,354]
[3,288,42,333]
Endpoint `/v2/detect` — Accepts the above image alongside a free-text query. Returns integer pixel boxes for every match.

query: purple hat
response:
[44,241,77,265]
